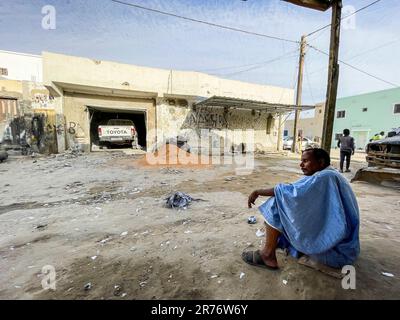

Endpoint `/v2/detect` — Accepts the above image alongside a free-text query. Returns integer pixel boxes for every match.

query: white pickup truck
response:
[98,119,138,148]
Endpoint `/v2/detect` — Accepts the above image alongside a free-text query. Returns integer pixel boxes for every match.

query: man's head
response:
[300,148,331,176]
[343,129,350,136]
[380,131,385,136]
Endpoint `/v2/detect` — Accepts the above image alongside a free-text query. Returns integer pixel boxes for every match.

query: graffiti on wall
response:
[67,121,85,135]
[182,107,228,129]
[32,93,55,109]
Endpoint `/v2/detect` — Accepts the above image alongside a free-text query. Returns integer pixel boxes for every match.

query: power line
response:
[110,0,299,44]
[217,53,299,77]
[346,38,400,61]
[308,44,400,87]
[306,0,382,37]
[197,49,300,73]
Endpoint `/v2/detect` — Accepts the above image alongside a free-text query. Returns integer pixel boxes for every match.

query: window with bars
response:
[0,68,8,76]
[337,110,346,118]
[394,104,400,114]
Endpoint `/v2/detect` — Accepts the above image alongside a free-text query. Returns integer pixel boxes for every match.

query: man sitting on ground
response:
[242,148,360,270]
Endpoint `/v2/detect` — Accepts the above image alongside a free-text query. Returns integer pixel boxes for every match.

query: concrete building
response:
[42,51,302,154]
[284,102,325,143]
[0,50,56,151]
[285,88,400,151]
[332,88,400,150]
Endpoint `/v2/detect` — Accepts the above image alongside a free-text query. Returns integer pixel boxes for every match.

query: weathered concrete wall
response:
[0,79,56,147]
[43,51,294,153]
[156,99,279,153]
[63,92,155,151]
[43,52,294,104]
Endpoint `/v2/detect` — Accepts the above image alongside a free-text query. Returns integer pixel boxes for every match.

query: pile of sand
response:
[134,143,212,168]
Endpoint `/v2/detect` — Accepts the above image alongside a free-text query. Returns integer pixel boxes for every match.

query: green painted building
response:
[332,87,400,150]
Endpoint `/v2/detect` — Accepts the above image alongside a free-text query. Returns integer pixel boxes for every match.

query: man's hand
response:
[248,190,259,208]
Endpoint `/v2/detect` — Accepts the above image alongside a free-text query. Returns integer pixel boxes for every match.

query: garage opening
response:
[88,106,147,151]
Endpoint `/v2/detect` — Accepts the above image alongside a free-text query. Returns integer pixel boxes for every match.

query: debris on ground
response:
[0,150,8,163]
[382,272,394,277]
[239,272,245,279]
[256,229,265,237]
[247,216,257,224]
[165,191,194,209]
[84,283,92,291]
[35,224,48,230]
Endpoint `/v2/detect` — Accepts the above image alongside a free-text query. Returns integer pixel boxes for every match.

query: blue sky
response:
[1,0,399,105]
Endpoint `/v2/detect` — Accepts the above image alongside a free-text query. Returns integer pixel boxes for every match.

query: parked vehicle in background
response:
[98,119,138,149]
[365,128,400,168]
[283,136,319,150]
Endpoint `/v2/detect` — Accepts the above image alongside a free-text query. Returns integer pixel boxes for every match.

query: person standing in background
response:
[337,129,355,173]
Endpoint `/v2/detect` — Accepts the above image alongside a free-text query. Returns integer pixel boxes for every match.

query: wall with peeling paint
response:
[156,99,279,153]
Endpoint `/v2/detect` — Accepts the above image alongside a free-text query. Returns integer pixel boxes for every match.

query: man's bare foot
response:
[260,248,278,269]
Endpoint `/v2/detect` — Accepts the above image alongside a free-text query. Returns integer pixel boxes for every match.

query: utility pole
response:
[291,35,307,153]
[321,0,342,154]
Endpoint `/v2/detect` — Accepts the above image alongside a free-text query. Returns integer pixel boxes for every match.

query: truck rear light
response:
[98,127,102,136]
[131,127,136,135]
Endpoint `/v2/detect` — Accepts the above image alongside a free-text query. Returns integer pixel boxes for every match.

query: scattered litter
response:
[113,285,122,296]
[282,280,288,285]
[217,280,222,284]
[130,247,136,252]
[120,231,128,237]
[248,216,257,224]
[382,272,394,277]
[184,230,193,234]
[256,229,265,237]
[165,191,193,209]
[121,293,127,298]
[84,283,92,291]
[139,281,147,287]
[239,272,245,279]
[173,246,178,250]
[35,224,47,230]
[99,237,112,245]
[67,287,74,292]
[136,208,141,213]
[141,230,149,235]
[95,207,102,211]
[210,275,218,279]
[27,266,36,269]
[91,256,97,261]
[14,285,21,289]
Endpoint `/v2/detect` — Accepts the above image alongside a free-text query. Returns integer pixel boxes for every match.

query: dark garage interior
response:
[88,107,147,150]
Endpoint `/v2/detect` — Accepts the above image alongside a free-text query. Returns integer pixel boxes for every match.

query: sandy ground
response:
[0,149,399,300]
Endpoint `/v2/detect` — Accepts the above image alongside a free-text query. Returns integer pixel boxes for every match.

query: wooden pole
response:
[291,35,307,153]
[321,0,342,154]
[277,114,282,151]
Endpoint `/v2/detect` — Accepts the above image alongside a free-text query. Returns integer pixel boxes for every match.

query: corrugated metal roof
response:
[194,96,314,113]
